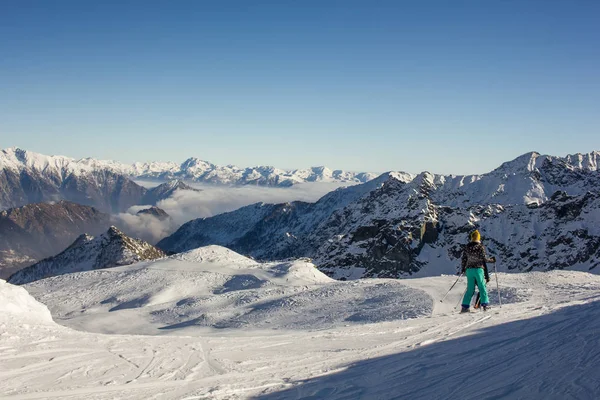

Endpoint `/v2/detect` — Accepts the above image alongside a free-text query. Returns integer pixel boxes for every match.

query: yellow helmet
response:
[470,230,481,242]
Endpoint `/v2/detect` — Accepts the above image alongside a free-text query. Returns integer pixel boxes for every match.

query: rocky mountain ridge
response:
[136,206,170,221]
[157,172,396,255]
[0,201,112,278]
[8,226,166,284]
[140,180,199,206]
[158,151,600,278]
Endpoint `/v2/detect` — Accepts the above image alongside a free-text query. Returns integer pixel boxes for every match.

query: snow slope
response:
[0,279,52,323]
[3,247,600,399]
[22,246,431,334]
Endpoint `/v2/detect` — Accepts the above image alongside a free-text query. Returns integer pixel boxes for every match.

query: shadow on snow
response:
[254,298,600,400]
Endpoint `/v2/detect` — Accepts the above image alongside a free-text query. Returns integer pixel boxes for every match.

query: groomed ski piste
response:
[2,246,600,399]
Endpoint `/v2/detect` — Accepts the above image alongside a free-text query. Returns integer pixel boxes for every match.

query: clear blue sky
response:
[1,0,598,175]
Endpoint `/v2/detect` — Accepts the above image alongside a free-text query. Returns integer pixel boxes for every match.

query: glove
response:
[485,277,490,283]
[489,256,496,263]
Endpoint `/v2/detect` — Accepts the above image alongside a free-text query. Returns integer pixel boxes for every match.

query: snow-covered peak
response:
[180,157,216,173]
[0,147,79,174]
[306,166,333,181]
[563,151,600,172]
[251,165,278,173]
[488,151,600,177]
[491,151,544,175]
[77,157,133,174]
[105,225,125,238]
[311,166,332,174]
[130,160,180,176]
[8,226,166,285]
[411,171,436,187]
[388,171,415,183]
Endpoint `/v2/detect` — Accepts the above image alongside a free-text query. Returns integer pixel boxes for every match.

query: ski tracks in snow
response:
[0,320,230,399]
[418,314,492,346]
[4,271,600,399]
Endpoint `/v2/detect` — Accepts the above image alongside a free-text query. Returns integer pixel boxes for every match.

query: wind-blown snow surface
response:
[3,247,600,399]
[21,246,431,333]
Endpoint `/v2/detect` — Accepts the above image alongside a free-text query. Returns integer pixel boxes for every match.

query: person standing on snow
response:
[460,230,496,312]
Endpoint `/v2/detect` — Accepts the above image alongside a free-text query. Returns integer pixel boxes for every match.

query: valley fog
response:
[134,180,351,223]
[115,180,354,243]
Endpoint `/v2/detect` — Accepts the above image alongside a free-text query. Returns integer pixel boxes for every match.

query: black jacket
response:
[461,241,491,281]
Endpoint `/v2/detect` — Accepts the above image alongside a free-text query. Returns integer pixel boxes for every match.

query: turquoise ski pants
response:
[462,268,489,308]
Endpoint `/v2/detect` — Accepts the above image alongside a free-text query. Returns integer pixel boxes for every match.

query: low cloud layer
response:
[112,211,178,245]
[158,182,347,224]
[115,182,351,244]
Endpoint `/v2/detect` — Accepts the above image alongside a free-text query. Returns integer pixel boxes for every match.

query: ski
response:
[418,315,491,347]
[449,315,491,336]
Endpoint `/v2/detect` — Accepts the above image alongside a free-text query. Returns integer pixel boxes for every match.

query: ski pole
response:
[456,286,467,309]
[440,272,463,303]
[494,261,501,308]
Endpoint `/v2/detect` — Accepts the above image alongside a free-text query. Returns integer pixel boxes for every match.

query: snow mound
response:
[172,245,258,267]
[266,259,334,285]
[22,249,431,334]
[0,279,52,323]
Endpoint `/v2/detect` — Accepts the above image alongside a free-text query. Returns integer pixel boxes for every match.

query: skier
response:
[460,230,495,312]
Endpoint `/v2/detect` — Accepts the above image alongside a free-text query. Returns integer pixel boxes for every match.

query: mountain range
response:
[0,201,112,279]
[158,151,600,278]
[78,154,377,186]
[0,148,207,212]
[0,148,376,210]
[8,226,165,285]
[2,148,599,280]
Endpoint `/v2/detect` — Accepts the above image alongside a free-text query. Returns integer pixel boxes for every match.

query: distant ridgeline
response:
[0,147,376,213]
[158,151,600,279]
[2,147,599,280]
[0,148,208,213]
